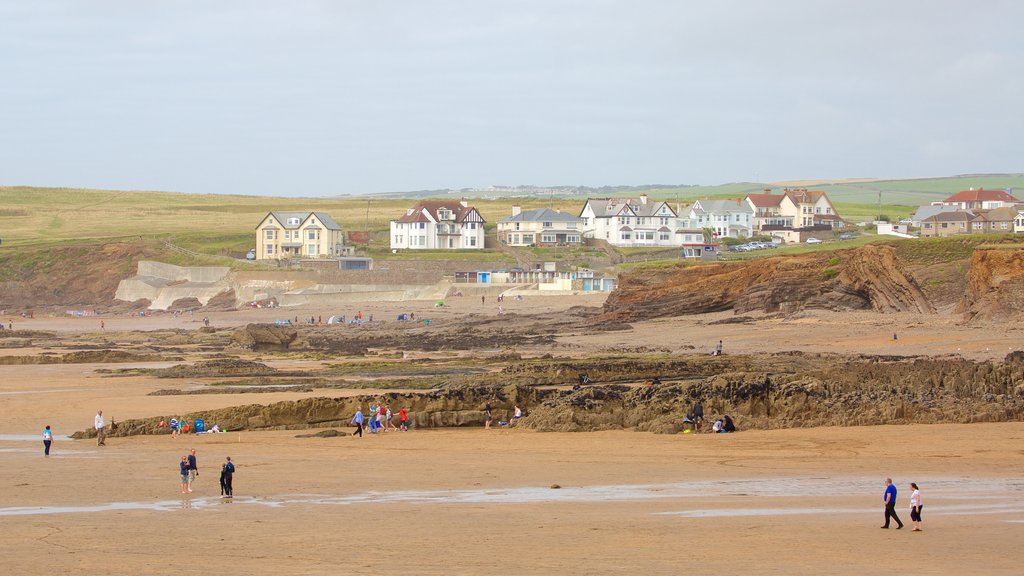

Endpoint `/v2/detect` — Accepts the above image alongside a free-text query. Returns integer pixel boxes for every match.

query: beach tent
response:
[194,418,205,433]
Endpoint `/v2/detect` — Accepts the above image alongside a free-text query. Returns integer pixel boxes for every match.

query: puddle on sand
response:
[2,476,1023,518]
[0,389,77,396]
[0,435,74,442]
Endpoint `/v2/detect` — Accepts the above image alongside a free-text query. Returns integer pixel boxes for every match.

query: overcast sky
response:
[1,1,1021,196]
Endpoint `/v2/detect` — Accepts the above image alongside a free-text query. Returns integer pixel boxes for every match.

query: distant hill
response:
[360,173,1024,206]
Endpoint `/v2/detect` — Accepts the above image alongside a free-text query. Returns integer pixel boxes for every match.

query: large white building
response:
[579,195,678,247]
[255,211,345,260]
[390,200,486,250]
[686,199,754,239]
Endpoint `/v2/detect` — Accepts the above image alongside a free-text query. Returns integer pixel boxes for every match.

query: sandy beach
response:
[2,299,1024,574]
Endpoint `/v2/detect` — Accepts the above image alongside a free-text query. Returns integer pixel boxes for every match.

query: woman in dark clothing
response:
[723,415,737,433]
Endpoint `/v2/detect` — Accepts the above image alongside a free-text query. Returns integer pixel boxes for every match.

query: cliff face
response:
[602,244,934,321]
[958,248,1024,322]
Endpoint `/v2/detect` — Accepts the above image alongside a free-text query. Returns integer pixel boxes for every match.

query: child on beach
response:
[180,456,189,494]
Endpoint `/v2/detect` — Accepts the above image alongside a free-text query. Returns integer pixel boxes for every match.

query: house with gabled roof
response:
[919,210,973,238]
[578,194,678,247]
[934,188,1019,210]
[390,200,486,250]
[255,211,345,260]
[743,188,843,243]
[497,206,583,246]
[686,199,754,239]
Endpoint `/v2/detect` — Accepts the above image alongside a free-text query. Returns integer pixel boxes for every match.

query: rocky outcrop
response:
[230,324,299,351]
[603,244,934,321]
[958,247,1024,322]
[74,353,1024,438]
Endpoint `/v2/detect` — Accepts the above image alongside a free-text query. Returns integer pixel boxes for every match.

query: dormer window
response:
[287,217,301,226]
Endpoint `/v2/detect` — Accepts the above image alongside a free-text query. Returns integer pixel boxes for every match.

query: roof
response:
[690,199,753,215]
[784,189,827,205]
[912,205,960,221]
[943,188,1019,204]
[583,197,676,218]
[923,211,975,222]
[262,211,342,230]
[499,207,582,224]
[745,193,784,208]
[971,207,1018,222]
[395,201,483,224]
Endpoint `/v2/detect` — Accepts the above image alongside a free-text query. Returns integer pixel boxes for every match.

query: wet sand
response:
[2,300,1024,574]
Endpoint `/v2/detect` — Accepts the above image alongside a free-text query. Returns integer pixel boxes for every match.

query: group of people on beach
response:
[177,448,236,498]
[350,403,409,436]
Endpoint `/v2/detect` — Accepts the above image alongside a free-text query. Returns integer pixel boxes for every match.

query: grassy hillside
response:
[2,174,1020,254]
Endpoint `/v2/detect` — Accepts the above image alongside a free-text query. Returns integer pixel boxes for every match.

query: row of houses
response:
[252,188,845,261]
[909,188,1023,238]
[386,188,844,252]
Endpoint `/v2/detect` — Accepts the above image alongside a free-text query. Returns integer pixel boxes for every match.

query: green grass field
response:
[1,174,1020,256]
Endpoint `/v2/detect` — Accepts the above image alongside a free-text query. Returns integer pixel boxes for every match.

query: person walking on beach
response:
[351,407,364,437]
[95,410,106,446]
[43,425,53,456]
[484,401,492,429]
[186,448,198,493]
[399,408,408,432]
[220,456,235,498]
[881,477,904,529]
[909,482,923,532]
[179,456,190,494]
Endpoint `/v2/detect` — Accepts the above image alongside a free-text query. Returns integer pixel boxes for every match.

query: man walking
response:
[882,477,904,529]
[187,448,199,493]
[95,410,106,446]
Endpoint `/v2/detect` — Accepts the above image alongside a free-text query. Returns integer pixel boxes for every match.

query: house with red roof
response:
[933,187,1019,210]
[743,188,844,243]
[389,200,486,250]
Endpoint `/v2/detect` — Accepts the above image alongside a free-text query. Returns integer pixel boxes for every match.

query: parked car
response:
[838,233,856,240]
[806,237,822,244]
[274,319,292,326]
[246,249,257,260]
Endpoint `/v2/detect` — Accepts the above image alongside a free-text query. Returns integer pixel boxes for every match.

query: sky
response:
[1,1,1022,196]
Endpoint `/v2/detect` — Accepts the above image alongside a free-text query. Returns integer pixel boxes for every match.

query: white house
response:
[579,195,677,247]
[497,207,583,246]
[390,200,486,250]
[255,211,345,260]
[744,188,843,243]
[686,199,754,239]
[933,188,1019,210]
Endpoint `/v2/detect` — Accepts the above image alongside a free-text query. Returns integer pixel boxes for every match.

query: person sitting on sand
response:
[723,415,737,433]
[712,340,723,356]
[712,419,725,433]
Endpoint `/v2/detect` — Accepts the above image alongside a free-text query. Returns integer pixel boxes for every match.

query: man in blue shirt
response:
[881,477,904,529]
[351,407,364,437]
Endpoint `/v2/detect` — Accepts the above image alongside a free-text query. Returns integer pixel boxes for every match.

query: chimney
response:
[639,194,648,205]
[511,205,521,216]
[406,208,414,216]
[460,198,468,208]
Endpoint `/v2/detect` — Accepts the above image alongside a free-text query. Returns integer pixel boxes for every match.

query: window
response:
[511,234,519,244]
[543,221,553,228]
[287,217,301,226]
[515,223,520,231]
[522,234,535,244]
[1001,222,1009,230]
[265,245,274,255]
[468,237,477,247]
[307,244,317,254]
[941,223,948,229]
[393,235,403,244]
[568,235,580,243]
[264,230,275,240]
[567,222,577,229]
[621,232,632,241]
[308,231,317,240]
[542,234,555,243]
[659,232,670,241]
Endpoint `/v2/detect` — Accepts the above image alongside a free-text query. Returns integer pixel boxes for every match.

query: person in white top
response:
[95,410,106,446]
[909,482,923,532]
